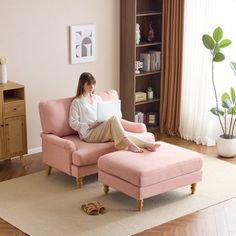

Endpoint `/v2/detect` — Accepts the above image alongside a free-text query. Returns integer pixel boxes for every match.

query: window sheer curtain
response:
[179,0,236,146]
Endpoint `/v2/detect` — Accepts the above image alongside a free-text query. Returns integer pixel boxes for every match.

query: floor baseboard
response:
[27,147,42,155]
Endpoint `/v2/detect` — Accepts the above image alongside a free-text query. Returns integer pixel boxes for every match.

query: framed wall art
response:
[146,112,158,126]
[70,24,96,64]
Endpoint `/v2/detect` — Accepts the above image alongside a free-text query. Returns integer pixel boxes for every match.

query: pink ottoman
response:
[98,141,203,211]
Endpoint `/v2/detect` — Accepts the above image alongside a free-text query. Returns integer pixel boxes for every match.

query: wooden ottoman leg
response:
[76,177,83,188]
[136,199,143,211]
[104,185,109,194]
[46,166,52,176]
[191,183,197,194]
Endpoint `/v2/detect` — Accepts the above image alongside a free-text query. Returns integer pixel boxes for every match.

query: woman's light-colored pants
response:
[83,116,148,149]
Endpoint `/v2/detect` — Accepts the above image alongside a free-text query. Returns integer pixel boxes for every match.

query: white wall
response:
[0,0,120,150]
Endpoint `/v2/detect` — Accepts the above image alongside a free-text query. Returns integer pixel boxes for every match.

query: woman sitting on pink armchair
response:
[69,72,160,153]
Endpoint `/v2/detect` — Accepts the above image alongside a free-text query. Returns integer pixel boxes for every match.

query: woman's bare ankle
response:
[122,137,144,153]
[145,142,160,152]
[128,144,144,153]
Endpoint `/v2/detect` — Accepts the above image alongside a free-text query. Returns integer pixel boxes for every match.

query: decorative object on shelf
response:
[136,23,141,45]
[147,87,154,100]
[149,50,161,71]
[146,112,157,126]
[140,53,151,72]
[135,111,146,123]
[70,24,96,64]
[135,91,147,102]
[135,61,143,74]
[147,22,155,42]
[0,56,7,84]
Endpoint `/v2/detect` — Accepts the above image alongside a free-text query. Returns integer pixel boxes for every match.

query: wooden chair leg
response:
[20,155,26,167]
[76,177,83,188]
[103,185,109,194]
[136,199,143,211]
[191,183,197,194]
[46,166,52,176]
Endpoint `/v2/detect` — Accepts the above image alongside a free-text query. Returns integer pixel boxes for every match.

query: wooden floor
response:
[0,134,236,236]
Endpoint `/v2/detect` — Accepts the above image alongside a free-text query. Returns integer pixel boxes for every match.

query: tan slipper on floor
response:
[90,202,106,214]
[81,203,99,216]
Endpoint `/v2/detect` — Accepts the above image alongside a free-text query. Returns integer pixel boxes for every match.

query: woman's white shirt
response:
[69,94,102,139]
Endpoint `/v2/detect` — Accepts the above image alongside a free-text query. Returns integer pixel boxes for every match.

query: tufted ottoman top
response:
[98,142,203,188]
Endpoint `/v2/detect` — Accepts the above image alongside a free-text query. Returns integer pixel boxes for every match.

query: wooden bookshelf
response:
[120,0,163,132]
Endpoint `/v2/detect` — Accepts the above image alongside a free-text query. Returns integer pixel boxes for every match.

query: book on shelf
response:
[140,53,151,72]
[140,51,161,72]
[149,51,161,71]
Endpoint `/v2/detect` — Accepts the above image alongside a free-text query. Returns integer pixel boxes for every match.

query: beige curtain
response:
[160,0,185,136]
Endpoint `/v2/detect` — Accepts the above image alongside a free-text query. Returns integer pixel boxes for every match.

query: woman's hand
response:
[89,121,103,129]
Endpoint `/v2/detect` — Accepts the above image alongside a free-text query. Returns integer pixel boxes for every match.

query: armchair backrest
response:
[39,90,119,137]
[98,89,119,101]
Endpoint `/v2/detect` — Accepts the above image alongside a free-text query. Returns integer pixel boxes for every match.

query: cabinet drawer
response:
[4,101,25,118]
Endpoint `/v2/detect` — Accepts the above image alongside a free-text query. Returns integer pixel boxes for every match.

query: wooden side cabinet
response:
[0,81,27,165]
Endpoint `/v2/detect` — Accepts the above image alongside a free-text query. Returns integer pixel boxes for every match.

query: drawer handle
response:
[13,108,17,111]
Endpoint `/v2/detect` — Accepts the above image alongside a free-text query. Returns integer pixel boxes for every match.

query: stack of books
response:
[140,51,161,72]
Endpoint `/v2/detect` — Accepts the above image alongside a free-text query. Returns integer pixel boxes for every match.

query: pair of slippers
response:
[81,202,106,215]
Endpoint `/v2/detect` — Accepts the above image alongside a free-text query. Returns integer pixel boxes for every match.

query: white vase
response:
[0,64,7,84]
[217,135,236,157]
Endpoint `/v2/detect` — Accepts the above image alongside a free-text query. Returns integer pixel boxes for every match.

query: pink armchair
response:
[39,90,155,188]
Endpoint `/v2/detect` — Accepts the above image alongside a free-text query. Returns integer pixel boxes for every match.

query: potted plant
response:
[202,26,236,157]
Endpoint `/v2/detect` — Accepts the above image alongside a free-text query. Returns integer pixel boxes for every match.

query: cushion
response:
[98,142,203,187]
[98,90,119,101]
[39,90,118,137]
[65,131,154,166]
[39,97,76,137]
[64,135,117,166]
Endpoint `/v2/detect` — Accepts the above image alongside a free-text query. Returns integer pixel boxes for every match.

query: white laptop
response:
[97,99,122,122]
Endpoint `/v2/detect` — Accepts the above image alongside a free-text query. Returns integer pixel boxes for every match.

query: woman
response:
[69,72,160,153]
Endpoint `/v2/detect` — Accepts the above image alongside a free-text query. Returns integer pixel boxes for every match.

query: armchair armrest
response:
[41,133,77,152]
[120,119,147,133]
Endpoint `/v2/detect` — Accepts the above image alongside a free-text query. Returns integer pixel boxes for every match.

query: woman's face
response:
[83,82,95,94]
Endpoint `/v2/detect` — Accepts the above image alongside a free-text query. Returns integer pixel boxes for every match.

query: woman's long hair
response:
[74,72,96,98]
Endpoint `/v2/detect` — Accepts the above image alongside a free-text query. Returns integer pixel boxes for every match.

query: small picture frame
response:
[146,112,157,126]
[70,24,96,64]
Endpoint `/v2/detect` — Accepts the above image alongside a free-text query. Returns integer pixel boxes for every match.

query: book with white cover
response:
[97,99,122,122]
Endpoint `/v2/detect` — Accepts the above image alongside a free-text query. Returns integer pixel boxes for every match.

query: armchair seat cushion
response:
[64,131,155,167]
[64,135,116,166]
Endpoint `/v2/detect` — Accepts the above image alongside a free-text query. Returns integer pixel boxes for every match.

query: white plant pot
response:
[0,65,7,84]
[217,135,236,157]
